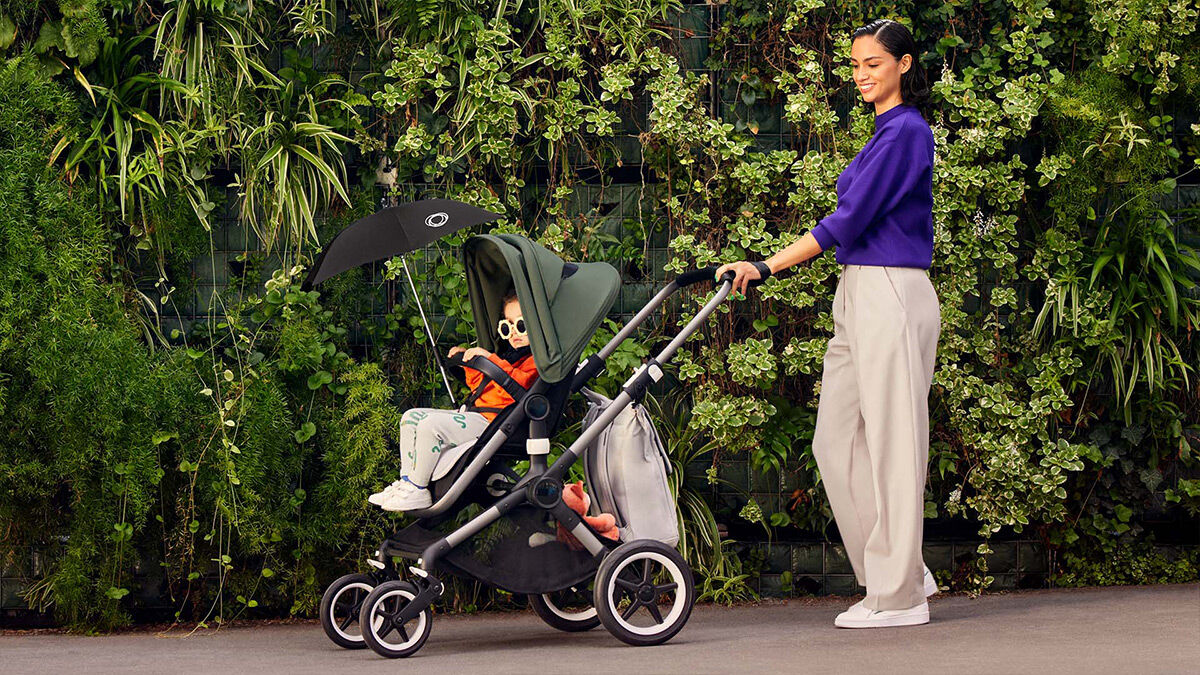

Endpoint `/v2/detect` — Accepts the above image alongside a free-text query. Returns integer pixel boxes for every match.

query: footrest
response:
[381,522,444,559]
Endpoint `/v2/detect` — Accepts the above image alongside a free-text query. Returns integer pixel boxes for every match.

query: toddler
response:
[370,290,538,511]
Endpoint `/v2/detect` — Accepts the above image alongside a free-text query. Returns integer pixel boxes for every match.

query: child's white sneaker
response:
[367,481,404,506]
[835,600,929,628]
[380,480,432,512]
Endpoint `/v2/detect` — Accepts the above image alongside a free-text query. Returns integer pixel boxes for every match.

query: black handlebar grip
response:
[676,266,720,288]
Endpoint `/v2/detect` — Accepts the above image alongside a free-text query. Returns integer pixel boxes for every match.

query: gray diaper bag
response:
[581,388,679,547]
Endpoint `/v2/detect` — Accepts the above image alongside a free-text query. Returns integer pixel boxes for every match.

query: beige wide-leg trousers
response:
[811,264,940,611]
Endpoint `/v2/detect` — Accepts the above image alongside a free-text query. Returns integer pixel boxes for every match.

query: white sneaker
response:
[380,484,432,512]
[924,565,939,597]
[835,600,929,628]
[367,481,404,506]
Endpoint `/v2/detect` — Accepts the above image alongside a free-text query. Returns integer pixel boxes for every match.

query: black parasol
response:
[300,198,504,405]
[302,198,503,290]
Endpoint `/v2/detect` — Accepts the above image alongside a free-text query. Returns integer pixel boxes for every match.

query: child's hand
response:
[462,346,492,362]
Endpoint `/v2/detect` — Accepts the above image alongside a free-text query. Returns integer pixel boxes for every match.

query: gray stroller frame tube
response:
[416,277,734,573]
[593,282,678,361]
[550,279,733,475]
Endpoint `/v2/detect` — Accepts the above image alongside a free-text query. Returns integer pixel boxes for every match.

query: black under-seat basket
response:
[387,375,600,594]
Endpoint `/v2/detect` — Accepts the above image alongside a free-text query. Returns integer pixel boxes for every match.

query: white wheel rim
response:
[369,588,427,651]
[605,551,687,637]
[329,582,373,641]
[541,592,597,622]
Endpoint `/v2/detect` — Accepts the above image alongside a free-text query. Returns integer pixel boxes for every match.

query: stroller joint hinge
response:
[394,571,444,624]
[621,358,663,402]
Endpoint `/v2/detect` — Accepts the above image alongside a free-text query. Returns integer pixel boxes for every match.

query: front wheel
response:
[319,573,376,649]
[359,580,433,658]
[529,584,599,632]
[594,540,695,646]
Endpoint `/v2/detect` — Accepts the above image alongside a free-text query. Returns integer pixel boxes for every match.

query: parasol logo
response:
[425,212,449,228]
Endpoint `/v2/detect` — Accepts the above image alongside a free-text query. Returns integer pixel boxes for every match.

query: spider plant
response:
[232,70,354,254]
[153,0,265,132]
[1036,207,1200,422]
[53,29,214,240]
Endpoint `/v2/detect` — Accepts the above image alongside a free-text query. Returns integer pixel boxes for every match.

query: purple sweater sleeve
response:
[810,127,928,250]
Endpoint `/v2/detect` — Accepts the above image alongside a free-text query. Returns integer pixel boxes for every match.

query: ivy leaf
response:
[105,587,130,600]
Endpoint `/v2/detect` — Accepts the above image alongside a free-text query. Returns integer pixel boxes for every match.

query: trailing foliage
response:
[0,0,1197,629]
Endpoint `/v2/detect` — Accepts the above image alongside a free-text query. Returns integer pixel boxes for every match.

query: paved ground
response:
[2,584,1197,674]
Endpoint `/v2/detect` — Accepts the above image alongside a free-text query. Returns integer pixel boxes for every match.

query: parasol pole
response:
[401,255,457,406]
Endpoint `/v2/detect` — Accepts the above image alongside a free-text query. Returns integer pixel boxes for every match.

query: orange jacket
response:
[463,351,539,421]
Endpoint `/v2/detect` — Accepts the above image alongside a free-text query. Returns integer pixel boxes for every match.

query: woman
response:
[716,19,941,628]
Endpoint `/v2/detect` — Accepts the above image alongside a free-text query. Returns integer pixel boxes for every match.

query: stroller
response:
[307,204,740,658]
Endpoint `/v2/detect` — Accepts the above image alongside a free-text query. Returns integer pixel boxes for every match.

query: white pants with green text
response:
[399,408,490,488]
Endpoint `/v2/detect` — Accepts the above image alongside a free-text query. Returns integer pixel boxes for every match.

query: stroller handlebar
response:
[674,266,721,288]
[674,266,767,290]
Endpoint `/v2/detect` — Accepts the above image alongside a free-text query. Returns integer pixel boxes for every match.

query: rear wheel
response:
[319,573,375,649]
[359,580,433,658]
[594,540,695,646]
[529,583,599,632]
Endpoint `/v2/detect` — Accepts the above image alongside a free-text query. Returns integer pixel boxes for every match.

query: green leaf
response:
[106,587,130,600]
[1114,504,1133,522]
[294,421,317,443]
[0,16,16,51]
[307,370,333,390]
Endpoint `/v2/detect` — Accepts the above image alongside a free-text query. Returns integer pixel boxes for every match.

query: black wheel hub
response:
[613,559,679,626]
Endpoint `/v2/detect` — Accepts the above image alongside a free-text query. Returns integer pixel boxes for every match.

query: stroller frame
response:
[374,266,731,606]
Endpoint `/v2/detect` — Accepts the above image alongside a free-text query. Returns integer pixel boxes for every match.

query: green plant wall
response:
[0,0,1197,629]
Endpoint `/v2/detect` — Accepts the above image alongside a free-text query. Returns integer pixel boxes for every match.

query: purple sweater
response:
[809,104,934,269]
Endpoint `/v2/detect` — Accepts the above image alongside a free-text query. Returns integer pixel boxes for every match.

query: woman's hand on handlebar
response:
[714,261,765,297]
[447,345,466,360]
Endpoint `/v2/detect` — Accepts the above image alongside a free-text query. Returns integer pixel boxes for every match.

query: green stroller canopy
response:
[463,234,621,384]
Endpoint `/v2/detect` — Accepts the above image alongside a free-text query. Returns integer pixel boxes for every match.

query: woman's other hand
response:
[714,261,766,296]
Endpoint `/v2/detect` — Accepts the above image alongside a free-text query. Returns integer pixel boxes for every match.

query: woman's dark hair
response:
[851,19,929,111]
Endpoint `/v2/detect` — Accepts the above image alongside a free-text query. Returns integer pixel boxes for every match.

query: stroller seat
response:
[422,374,574,508]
